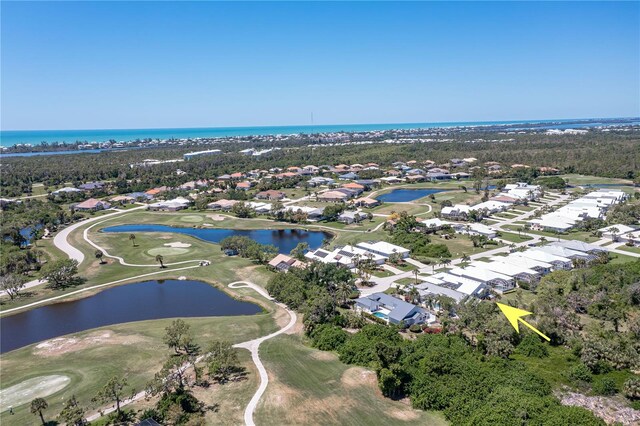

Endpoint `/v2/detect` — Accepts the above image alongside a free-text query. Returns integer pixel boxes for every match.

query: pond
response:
[378,188,450,202]
[101,224,331,253]
[0,279,261,353]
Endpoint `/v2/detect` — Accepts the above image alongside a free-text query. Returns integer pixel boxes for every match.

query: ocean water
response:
[2,118,637,148]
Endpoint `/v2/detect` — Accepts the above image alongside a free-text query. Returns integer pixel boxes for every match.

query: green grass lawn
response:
[0,309,280,425]
[557,174,633,186]
[255,334,448,426]
[431,235,498,258]
[512,342,636,395]
[609,252,639,265]
[619,245,640,255]
[371,203,431,216]
[498,232,533,243]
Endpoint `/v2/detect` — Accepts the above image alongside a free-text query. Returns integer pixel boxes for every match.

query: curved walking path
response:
[85,281,296,423]
[82,218,208,267]
[53,206,148,264]
[229,281,297,426]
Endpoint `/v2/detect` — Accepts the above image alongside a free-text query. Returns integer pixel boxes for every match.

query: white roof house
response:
[305,245,386,268]
[536,245,596,262]
[246,201,272,213]
[548,240,608,254]
[518,249,573,270]
[356,241,411,258]
[415,282,467,303]
[52,187,82,194]
[470,200,511,214]
[599,224,637,240]
[448,266,514,292]
[452,222,497,238]
[472,260,540,282]
[493,254,553,274]
[441,204,472,218]
[528,190,626,232]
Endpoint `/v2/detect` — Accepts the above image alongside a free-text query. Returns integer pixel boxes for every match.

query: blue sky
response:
[1,1,638,130]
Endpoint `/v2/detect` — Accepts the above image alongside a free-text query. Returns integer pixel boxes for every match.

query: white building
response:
[356,241,411,259]
[305,245,386,268]
[183,149,222,160]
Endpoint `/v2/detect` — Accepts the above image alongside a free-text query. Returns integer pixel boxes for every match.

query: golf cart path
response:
[229,281,297,426]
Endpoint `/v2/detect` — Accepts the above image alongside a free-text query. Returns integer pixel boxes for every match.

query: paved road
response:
[228,281,297,426]
[1,207,148,297]
[54,206,147,264]
[82,217,208,267]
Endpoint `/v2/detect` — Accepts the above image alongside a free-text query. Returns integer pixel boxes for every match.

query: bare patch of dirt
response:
[33,330,146,357]
[285,315,304,335]
[341,367,377,389]
[263,382,298,409]
[388,406,420,421]
[308,350,338,361]
[557,390,640,425]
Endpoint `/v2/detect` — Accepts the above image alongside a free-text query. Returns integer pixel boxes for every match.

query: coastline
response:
[3,116,638,147]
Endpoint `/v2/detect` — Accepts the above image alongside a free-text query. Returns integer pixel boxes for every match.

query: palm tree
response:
[30,397,48,425]
[440,257,451,270]
[408,286,420,304]
[336,281,353,306]
[95,249,105,264]
[461,253,471,263]
[156,254,165,268]
[413,269,419,286]
[129,233,136,247]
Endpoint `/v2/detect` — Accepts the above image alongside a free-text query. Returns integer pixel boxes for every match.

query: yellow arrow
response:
[496,303,550,342]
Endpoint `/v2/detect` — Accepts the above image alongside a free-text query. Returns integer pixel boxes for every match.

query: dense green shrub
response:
[310,324,349,351]
[592,377,618,396]
[517,333,549,358]
[568,363,593,384]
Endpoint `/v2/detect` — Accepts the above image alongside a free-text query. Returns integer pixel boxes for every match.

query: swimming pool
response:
[373,312,389,320]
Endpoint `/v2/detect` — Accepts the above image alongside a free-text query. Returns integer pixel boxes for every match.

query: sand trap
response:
[180,215,204,223]
[0,375,70,410]
[33,331,145,357]
[164,242,192,248]
[147,247,189,256]
[208,214,226,221]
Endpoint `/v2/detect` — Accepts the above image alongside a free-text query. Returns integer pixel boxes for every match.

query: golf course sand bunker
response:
[207,214,226,221]
[33,330,144,357]
[180,215,204,223]
[164,242,192,248]
[148,247,190,256]
[0,375,70,410]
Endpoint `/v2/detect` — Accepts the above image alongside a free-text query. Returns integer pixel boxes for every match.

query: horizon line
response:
[2,116,638,133]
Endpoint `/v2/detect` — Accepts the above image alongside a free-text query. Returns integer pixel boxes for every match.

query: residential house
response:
[305,245,386,268]
[79,181,104,191]
[148,197,192,211]
[318,190,349,203]
[52,187,82,195]
[338,210,365,224]
[354,293,432,326]
[74,198,111,212]
[356,241,410,259]
[110,195,135,204]
[268,254,306,272]
[255,190,286,200]
[353,197,380,208]
[598,224,637,242]
[207,199,239,211]
[235,181,252,191]
[448,266,515,292]
[338,172,359,180]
